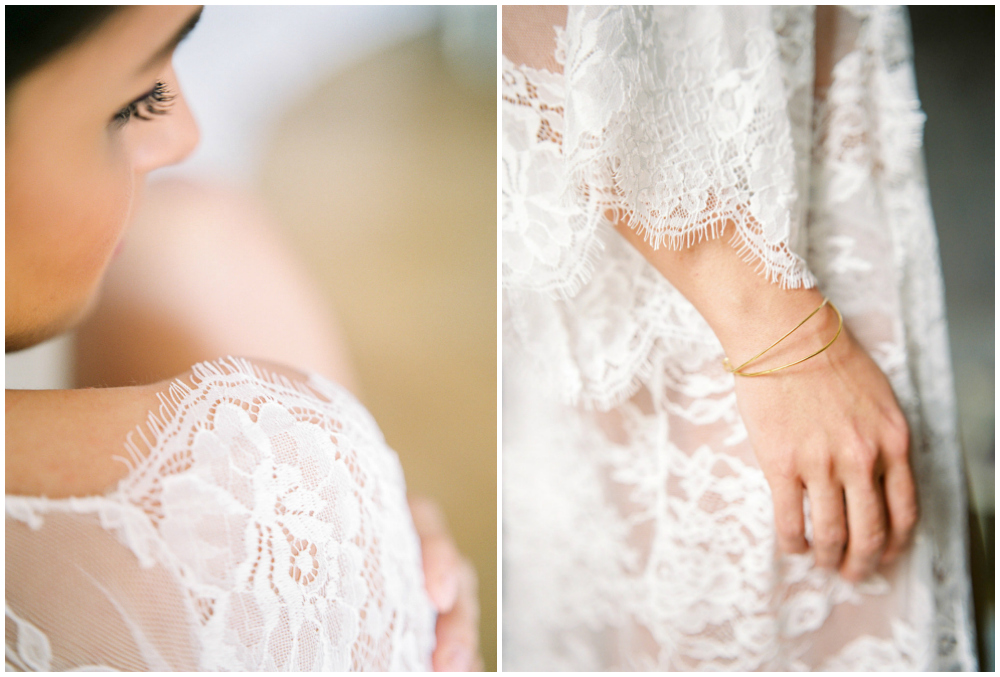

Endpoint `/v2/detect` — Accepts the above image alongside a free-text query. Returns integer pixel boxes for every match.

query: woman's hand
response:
[614,219,919,581]
[409,495,482,671]
[730,316,918,581]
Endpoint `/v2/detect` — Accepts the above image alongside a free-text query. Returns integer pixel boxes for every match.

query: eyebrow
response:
[136,6,204,75]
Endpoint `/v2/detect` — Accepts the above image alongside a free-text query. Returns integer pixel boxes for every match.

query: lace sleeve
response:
[502,7,820,407]
[6,357,435,671]
[564,6,817,287]
[503,6,819,297]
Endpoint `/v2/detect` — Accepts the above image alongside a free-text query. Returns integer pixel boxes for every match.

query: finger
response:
[840,476,888,582]
[432,559,480,672]
[421,533,461,613]
[880,459,919,564]
[770,477,808,554]
[408,494,449,537]
[408,495,460,612]
[806,482,847,569]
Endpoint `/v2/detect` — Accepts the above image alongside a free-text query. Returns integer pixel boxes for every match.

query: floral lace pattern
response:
[6,357,435,671]
[503,5,975,671]
[502,46,602,299]
[564,6,817,286]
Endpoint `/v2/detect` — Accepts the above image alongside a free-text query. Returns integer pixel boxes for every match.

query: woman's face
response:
[6,6,202,352]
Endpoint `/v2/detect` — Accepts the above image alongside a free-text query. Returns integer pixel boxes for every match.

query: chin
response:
[6,284,103,354]
[5,324,66,354]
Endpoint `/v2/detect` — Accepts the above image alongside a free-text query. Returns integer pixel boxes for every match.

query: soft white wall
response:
[160,5,442,184]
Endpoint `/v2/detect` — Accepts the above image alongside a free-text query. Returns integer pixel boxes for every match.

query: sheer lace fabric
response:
[502,5,975,670]
[6,358,435,671]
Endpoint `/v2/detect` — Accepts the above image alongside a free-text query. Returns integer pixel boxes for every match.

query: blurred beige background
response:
[256,32,497,669]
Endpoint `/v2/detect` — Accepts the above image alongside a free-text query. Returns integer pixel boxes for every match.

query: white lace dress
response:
[6,358,435,671]
[502,6,976,670]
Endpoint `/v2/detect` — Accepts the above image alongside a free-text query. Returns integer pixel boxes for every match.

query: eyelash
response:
[114,81,175,126]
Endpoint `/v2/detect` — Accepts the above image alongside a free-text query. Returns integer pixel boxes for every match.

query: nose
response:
[132,81,200,175]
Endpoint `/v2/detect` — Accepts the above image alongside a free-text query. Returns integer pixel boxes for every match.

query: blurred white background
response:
[167,6,441,183]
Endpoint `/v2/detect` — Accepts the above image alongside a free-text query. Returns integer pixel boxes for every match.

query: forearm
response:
[613,218,837,373]
[73,178,357,390]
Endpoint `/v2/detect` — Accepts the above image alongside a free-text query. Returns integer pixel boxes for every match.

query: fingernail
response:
[446,645,471,671]
[436,571,458,611]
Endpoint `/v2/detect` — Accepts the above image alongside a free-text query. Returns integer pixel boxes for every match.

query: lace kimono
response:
[6,358,435,671]
[502,6,976,670]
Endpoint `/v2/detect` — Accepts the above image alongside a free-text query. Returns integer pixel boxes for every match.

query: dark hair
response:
[6,6,120,89]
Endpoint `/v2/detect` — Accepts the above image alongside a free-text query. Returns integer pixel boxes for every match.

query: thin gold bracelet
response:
[722,298,843,377]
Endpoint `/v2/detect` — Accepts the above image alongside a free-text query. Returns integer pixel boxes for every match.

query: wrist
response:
[711,289,840,375]
[610,218,837,372]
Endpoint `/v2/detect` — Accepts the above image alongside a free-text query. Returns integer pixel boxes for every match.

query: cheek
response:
[6,138,137,326]
[46,166,133,287]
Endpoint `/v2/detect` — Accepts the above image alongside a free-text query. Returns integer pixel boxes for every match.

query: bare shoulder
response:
[5,378,164,498]
[5,356,350,499]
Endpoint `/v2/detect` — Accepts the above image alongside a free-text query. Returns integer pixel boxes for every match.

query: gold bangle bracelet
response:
[722,298,843,377]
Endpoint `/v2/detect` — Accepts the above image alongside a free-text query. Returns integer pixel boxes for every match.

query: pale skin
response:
[616,222,918,582]
[6,6,479,670]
